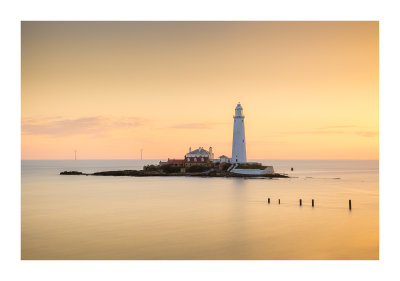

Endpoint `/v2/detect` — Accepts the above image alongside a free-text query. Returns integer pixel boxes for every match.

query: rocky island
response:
[60,165,289,178]
[60,163,289,178]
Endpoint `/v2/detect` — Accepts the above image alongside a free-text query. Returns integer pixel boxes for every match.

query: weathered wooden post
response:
[278,199,280,204]
[349,199,352,210]
[268,198,270,204]
[299,199,302,206]
[291,167,294,171]
[312,199,314,207]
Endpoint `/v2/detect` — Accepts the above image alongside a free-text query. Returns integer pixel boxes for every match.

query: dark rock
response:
[60,171,84,175]
[60,169,289,178]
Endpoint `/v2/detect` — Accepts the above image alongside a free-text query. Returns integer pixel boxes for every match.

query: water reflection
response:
[21,160,378,259]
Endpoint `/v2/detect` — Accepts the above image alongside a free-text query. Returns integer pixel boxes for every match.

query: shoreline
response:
[60,170,289,178]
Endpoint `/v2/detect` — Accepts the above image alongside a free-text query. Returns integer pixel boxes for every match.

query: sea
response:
[21,159,379,260]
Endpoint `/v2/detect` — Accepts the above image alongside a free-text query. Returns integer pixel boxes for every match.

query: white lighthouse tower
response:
[232,103,247,163]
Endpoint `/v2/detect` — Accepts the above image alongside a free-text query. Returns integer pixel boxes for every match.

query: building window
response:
[187,158,190,162]
[201,158,204,162]
[194,158,197,162]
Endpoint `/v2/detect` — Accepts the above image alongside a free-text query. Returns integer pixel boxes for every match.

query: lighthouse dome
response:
[235,103,243,117]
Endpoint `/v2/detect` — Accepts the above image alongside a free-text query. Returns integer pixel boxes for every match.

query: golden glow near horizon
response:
[21,22,378,160]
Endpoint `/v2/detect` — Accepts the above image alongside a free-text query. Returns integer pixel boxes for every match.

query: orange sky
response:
[21,21,378,160]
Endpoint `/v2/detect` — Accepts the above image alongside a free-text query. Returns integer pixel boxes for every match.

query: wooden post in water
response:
[349,200,352,210]
[268,198,270,204]
[299,199,302,206]
[278,199,280,204]
[312,199,314,207]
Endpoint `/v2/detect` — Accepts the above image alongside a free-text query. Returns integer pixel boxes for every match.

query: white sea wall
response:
[231,166,274,175]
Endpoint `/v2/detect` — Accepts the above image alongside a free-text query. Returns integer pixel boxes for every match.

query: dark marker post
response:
[349,200,352,210]
[278,199,280,204]
[312,199,314,207]
[299,199,302,206]
[268,198,270,204]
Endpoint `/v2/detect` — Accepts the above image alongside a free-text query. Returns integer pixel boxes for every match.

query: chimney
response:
[189,147,191,153]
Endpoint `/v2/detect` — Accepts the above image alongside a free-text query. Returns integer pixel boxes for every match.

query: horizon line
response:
[21,158,379,161]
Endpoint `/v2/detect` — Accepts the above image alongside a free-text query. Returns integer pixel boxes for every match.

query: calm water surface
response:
[21,160,378,259]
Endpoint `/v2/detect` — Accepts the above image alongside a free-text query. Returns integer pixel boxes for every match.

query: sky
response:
[21,21,378,160]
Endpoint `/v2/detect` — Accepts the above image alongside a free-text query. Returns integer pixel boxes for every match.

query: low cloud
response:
[169,122,228,129]
[317,125,357,130]
[22,116,145,137]
[355,131,378,137]
[247,140,286,146]
[291,129,378,137]
[292,130,349,135]
[262,125,378,138]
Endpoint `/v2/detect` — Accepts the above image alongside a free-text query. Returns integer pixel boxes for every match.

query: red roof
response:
[166,159,185,164]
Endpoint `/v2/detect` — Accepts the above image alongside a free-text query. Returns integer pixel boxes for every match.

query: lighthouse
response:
[232,103,247,163]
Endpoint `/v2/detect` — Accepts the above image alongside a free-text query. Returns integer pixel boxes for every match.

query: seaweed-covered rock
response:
[60,169,289,178]
[60,171,83,175]
[92,170,141,176]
